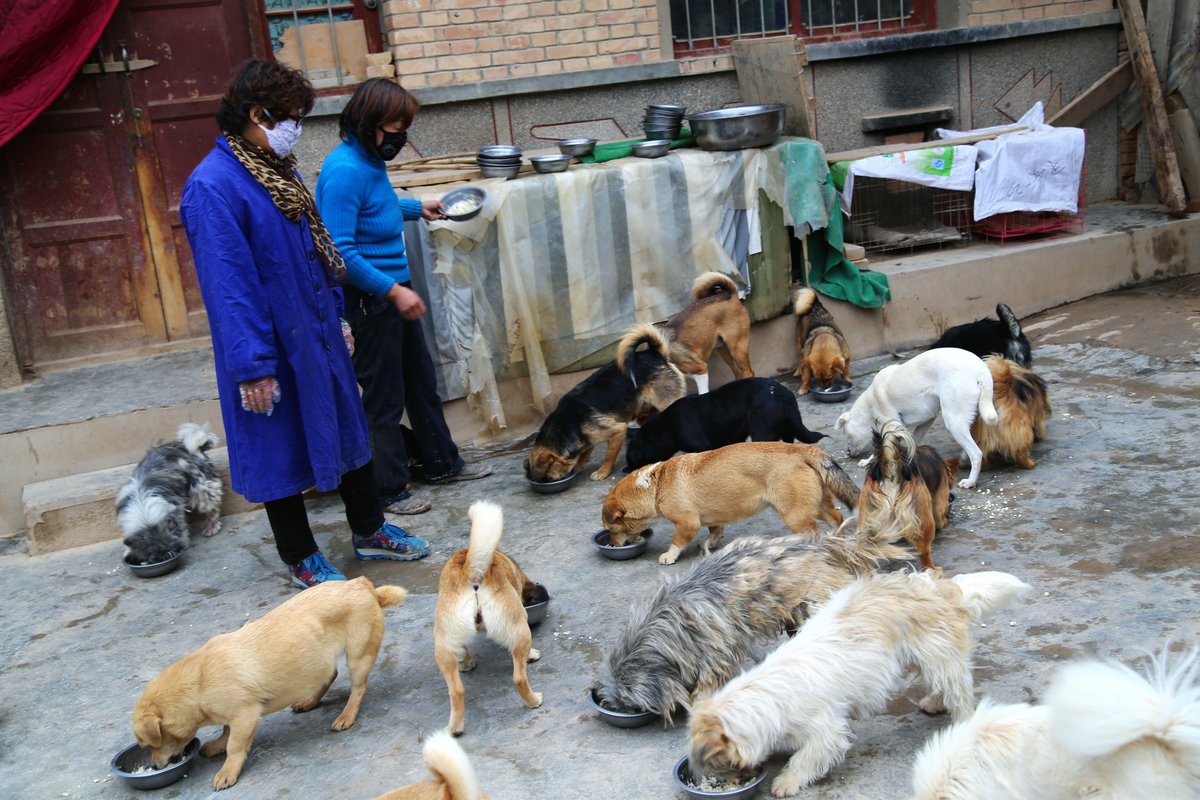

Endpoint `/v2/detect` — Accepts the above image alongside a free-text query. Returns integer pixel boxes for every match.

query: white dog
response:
[910,644,1200,800]
[836,348,998,489]
[687,569,1031,797]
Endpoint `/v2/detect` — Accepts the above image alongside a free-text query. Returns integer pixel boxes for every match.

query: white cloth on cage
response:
[840,144,978,212]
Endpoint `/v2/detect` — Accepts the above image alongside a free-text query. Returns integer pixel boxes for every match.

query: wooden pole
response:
[1115,0,1187,216]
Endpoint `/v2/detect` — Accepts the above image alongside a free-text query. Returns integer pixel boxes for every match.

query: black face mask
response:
[376,130,407,161]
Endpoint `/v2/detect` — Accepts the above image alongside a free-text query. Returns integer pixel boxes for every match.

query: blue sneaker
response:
[289,550,347,589]
[353,523,431,561]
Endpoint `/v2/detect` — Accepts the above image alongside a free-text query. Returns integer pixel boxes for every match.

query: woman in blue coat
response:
[180,59,431,588]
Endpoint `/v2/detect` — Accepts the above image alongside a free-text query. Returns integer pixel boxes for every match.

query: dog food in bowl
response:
[592,528,652,560]
[810,378,853,403]
[111,737,199,790]
[587,687,658,728]
[124,551,185,578]
[673,756,766,799]
[441,186,486,221]
[524,583,551,626]
[525,470,577,494]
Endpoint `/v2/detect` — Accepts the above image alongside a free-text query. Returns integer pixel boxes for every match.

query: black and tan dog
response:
[792,287,852,394]
[624,377,826,470]
[972,355,1051,470]
[526,324,686,482]
[660,271,753,395]
[855,420,957,572]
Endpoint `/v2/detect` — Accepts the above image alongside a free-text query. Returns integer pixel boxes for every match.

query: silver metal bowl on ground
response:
[810,378,853,403]
[526,470,577,494]
[632,139,672,159]
[529,154,573,174]
[557,138,597,157]
[124,551,184,578]
[479,163,522,180]
[592,528,652,560]
[673,756,767,800]
[524,583,550,626]
[440,186,486,221]
[687,104,786,151]
[587,687,658,728]
[111,737,199,790]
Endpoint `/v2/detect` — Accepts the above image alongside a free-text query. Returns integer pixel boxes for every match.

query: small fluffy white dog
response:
[836,348,998,489]
[688,569,1030,797]
[911,644,1200,800]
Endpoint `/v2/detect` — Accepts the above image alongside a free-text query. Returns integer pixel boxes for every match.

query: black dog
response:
[928,303,1032,367]
[624,377,825,470]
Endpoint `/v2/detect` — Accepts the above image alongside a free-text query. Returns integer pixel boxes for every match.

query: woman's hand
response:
[421,199,446,221]
[341,319,355,356]
[385,283,427,320]
[240,376,281,415]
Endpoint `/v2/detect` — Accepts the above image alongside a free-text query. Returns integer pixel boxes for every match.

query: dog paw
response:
[918,693,947,715]
[458,656,477,672]
[957,478,977,489]
[770,773,803,797]
[290,699,318,713]
[200,740,227,758]
[525,692,543,709]
[212,768,240,791]
[589,468,611,481]
[658,550,679,565]
[203,520,222,538]
[331,713,357,731]
[527,648,542,663]
[446,723,464,737]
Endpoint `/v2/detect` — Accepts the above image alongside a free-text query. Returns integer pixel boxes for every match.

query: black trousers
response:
[345,284,463,502]
[264,461,384,566]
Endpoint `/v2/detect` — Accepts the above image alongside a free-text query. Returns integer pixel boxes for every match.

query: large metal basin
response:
[687,104,785,151]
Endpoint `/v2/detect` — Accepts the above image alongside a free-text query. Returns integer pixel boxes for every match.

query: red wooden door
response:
[0,0,255,367]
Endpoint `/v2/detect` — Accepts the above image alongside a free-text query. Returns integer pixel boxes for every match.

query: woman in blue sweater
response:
[316,79,491,517]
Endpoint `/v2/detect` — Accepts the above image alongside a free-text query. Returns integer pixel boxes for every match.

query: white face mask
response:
[258,117,302,159]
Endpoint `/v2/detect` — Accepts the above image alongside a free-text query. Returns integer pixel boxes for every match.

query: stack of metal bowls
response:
[477,145,523,179]
[643,103,686,141]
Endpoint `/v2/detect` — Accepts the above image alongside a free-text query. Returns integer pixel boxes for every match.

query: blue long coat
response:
[180,138,371,503]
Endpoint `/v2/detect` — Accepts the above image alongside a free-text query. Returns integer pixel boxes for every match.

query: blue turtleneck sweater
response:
[315,137,424,297]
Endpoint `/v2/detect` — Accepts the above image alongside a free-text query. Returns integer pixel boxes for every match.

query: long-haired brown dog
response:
[660,271,753,395]
[372,731,489,800]
[973,355,1051,470]
[792,287,852,394]
[132,577,407,790]
[526,323,685,482]
[855,420,957,572]
[602,441,859,565]
[434,501,543,736]
[595,530,908,725]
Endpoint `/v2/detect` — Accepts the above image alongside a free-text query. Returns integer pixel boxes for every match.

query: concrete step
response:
[20,447,259,555]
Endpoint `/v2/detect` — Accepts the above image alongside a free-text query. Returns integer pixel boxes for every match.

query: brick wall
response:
[382,0,664,89]
[967,0,1112,26]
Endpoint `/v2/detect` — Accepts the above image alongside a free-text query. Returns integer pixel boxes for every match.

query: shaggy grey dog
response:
[594,530,908,724]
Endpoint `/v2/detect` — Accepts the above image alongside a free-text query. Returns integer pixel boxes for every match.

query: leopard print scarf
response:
[224,133,346,279]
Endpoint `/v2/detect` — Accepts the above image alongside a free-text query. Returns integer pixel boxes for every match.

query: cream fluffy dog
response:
[132,577,407,790]
[910,644,1200,800]
[373,731,489,800]
[836,348,998,489]
[688,569,1030,797]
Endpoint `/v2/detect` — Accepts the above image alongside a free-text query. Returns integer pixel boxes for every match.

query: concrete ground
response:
[2,276,1198,799]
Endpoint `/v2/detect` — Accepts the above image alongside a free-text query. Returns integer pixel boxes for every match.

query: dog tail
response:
[1044,645,1200,769]
[177,422,218,454]
[691,271,738,300]
[785,392,826,443]
[996,303,1024,341]
[422,731,486,800]
[950,571,1031,620]
[976,370,999,428]
[837,518,912,563]
[615,323,670,385]
[792,286,817,317]
[466,500,504,587]
[878,419,916,470]
[819,455,859,510]
[374,585,409,608]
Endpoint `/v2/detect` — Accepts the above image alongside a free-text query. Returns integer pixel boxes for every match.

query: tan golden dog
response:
[372,731,489,800]
[434,501,543,736]
[660,271,753,394]
[792,287,852,394]
[132,577,407,790]
[973,355,1051,470]
[601,441,859,565]
[855,420,957,572]
[526,324,685,482]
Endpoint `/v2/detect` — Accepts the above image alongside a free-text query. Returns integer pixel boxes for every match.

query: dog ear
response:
[835,413,848,430]
[133,708,163,747]
[602,498,625,524]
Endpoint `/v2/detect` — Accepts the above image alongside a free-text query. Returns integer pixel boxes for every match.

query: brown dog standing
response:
[434,501,543,736]
[792,287,852,394]
[660,271,753,394]
[973,355,1051,470]
[601,441,859,565]
[132,577,407,790]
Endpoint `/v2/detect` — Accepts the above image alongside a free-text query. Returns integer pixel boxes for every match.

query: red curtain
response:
[0,0,122,147]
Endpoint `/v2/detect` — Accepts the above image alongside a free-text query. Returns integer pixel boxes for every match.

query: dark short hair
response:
[339,78,421,150]
[216,59,315,134]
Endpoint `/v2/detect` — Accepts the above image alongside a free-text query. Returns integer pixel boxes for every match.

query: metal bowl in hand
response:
[440,186,486,221]
[687,104,785,151]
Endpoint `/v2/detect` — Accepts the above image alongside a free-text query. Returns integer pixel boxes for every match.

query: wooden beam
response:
[731,36,815,139]
[1115,0,1187,216]
[1049,61,1133,128]
[824,126,1026,163]
[1168,107,1200,203]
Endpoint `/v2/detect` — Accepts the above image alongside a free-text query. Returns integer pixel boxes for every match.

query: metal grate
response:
[845,178,971,256]
[265,0,360,87]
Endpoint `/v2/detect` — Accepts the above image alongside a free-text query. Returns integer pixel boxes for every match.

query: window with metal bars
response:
[670,0,936,56]
[259,0,384,87]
